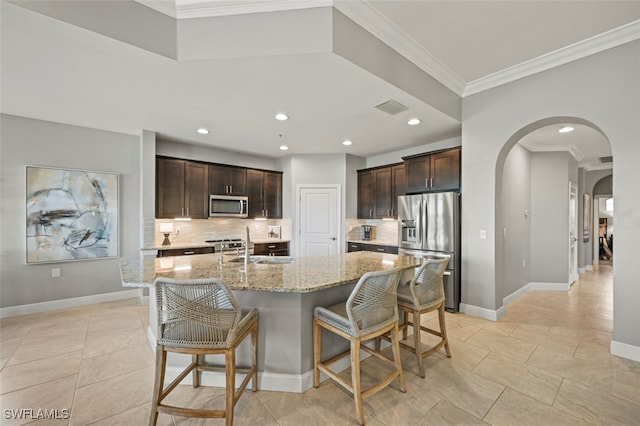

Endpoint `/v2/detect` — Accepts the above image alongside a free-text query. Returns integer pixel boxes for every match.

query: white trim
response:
[459,303,504,322]
[334,0,465,96]
[175,0,332,19]
[611,340,640,363]
[465,20,640,96]
[0,290,141,319]
[529,281,571,291]
[586,264,593,271]
[502,284,531,307]
[135,0,177,18]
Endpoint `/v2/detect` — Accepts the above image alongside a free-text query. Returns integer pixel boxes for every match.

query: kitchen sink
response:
[256,256,295,264]
[226,256,295,264]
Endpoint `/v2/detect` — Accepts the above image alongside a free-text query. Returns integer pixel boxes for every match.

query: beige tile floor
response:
[1,265,639,425]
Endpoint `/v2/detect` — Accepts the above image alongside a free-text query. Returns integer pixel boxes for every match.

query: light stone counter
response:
[120,251,418,293]
[121,251,420,393]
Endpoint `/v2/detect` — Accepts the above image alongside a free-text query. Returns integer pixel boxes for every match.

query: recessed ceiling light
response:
[279,145,289,151]
[275,113,289,121]
[342,140,352,146]
[196,128,209,134]
[558,126,574,133]
[407,118,421,126]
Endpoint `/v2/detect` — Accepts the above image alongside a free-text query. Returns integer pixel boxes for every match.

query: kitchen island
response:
[120,251,420,392]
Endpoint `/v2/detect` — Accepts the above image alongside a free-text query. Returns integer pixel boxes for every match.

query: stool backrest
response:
[408,256,450,309]
[154,277,241,348]
[346,268,402,337]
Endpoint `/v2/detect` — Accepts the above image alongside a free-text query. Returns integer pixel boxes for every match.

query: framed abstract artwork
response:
[26,166,119,263]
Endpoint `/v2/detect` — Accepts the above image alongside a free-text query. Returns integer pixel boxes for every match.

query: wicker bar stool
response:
[149,277,258,426]
[313,268,406,425]
[396,256,451,378]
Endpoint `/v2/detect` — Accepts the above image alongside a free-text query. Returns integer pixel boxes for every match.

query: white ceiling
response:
[3,1,638,165]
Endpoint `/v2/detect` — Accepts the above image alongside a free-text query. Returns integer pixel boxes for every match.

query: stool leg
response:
[192,354,200,388]
[225,350,236,426]
[350,339,365,426]
[438,304,452,358]
[391,321,406,392]
[313,318,321,388]
[413,310,425,378]
[149,346,166,426]
[251,321,259,392]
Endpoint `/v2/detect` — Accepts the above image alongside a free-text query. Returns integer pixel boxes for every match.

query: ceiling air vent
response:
[374,99,408,115]
[600,156,613,163]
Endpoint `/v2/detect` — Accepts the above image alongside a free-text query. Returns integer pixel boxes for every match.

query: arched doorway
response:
[494,116,612,309]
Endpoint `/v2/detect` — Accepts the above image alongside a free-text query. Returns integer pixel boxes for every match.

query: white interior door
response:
[569,182,578,284]
[298,185,340,258]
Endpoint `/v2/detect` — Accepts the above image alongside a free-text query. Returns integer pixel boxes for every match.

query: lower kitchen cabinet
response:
[346,242,398,254]
[157,247,214,257]
[253,241,289,256]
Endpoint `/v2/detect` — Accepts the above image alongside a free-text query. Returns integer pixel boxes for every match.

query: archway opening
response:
[494,116,612,310]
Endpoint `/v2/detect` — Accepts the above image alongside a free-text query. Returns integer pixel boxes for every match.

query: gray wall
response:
[529,152,574,284]
[499,144,531,301]
[0,114,140,308]
[461,40,640,350]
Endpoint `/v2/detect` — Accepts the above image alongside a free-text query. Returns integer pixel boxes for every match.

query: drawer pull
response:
[267,245,276,249]
[183,251,195,255]
[377,248,385,252]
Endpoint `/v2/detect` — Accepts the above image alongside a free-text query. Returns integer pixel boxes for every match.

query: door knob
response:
[330,237,336,241]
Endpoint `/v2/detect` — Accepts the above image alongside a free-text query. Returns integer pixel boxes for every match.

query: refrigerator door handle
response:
[416,200,422,245]
[443,271,452,276]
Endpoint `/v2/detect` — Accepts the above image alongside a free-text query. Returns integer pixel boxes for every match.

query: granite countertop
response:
[347,239,399,247]
[120,251,420,293]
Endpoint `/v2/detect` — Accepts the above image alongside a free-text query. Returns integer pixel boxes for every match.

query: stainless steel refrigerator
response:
[397,192,461,311]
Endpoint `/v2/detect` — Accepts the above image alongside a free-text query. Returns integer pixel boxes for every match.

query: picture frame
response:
[26,165,119,263]
[583,193,591,243]
[267,225,281,239]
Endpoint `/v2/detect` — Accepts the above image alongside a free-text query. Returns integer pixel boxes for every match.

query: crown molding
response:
[464,19,640,97]
[584,163,613,172]
[174,0,332,19]
[136,0,177,18]
[333,0,465,96]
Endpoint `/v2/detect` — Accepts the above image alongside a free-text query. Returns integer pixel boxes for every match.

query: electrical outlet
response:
[51,268,61,278]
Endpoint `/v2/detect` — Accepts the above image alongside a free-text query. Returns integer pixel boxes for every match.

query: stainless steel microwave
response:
[209,195,248,218]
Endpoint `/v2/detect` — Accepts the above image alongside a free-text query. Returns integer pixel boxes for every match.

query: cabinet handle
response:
[268,245,276,249]
[265,209,268,217]
[184,251,195,255]
[369,209,372,218]
[181,207,184,216]
[425,178,429,188]
[430,178,433,188]
[230,185,233,193]
[377,248,385,252]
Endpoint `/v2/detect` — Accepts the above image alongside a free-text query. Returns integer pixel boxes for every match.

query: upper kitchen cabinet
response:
[247,169,282,219]
[208,164,247,196]
[403,147,460,193]
[156,157,209,219]
[357,169,374,219]
[357,163,405,219]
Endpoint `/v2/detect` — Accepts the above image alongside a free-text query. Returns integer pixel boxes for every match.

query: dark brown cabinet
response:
[253,241,289,256]
[357,163,405,219]
[247,169,282,219]
[157,247,214,257]
[157,158,209,219]
[347,242,363,252]
[347,242,397,254]
[403,147,460,193]
[208,164,247,196]
[357,170,374,219]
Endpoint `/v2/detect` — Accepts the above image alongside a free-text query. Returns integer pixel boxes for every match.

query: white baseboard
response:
[528,281,571,291]
[157,338,384,393]
[0,289,142,319]
[586,265,593,271]
[611,340,640,363]
[459,303,504,322]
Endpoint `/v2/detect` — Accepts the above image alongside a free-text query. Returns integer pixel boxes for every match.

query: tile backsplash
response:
[154,218,291,247]
[346,218,398,246]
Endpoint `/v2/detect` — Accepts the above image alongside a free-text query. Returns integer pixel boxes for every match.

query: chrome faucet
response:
[218,237,232,266]
[244,227,251,270]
